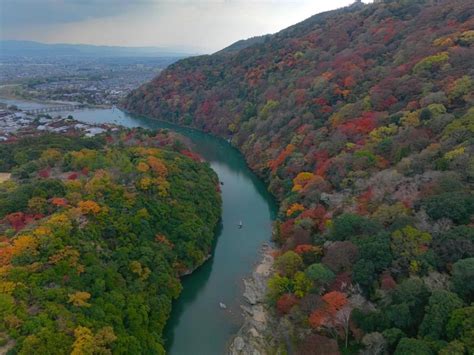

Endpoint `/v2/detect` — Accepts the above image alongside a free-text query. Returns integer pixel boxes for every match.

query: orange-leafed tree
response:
[51,197,68,207]
[286,203,305,217]
[147,156,168,178]
[155,234,174,249]
[0,243,13,266]
[78,200,101,215]
[309,291,347,328]
[292,172,315,192]
[323,291,348,314]
[137,161,150,173]
[309,291,355,348]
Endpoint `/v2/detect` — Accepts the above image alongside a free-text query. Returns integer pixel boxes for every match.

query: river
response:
[0,97,74,110]
[1,102,277,355]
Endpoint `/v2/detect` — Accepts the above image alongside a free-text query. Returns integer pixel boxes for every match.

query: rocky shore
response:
[228,243,276,355]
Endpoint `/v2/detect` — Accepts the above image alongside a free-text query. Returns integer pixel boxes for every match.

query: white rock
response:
[233,337,245,351]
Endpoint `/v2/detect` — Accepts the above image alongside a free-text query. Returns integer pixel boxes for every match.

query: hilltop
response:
[125,0,474,353]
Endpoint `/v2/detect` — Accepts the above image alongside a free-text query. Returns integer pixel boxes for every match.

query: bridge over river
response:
[24,104,85,115]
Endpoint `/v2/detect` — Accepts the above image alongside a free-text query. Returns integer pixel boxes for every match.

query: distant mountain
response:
[0,40,195,58]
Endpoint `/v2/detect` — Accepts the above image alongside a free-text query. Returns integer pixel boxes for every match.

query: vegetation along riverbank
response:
[0,125,221,354]
[125,0,474,353]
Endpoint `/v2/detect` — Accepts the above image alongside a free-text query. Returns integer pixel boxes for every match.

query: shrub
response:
[394,338,433,355]
[421,192,474,224]
[451,258,474,301]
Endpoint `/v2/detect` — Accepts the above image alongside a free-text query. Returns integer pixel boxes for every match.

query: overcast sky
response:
[0,0,371,53]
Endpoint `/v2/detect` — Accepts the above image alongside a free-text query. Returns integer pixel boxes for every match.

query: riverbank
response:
[180,253,212,276]
[229,242,276,355]
[116,107,282,354]
[0,99,278,353]
[0,95,111,110]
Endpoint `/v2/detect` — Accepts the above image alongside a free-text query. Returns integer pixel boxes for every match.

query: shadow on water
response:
[164,219,223,350]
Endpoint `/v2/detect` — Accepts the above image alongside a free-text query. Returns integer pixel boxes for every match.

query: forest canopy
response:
[0,129,221,354]
[124,0,474,353]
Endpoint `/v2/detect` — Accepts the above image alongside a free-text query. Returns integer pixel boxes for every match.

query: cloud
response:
[0,0,371,53]
[0,0,146,26]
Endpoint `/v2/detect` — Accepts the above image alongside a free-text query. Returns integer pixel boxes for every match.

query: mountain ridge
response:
[216,35,271,55]
[125,0,474,353]
[0,40,195,58]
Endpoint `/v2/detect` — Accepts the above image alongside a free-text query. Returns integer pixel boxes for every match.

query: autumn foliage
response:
[0,129,222,353]
[78,200,101,215]
[309,291,348,328]
[120,0,474,352]
[276,293,299,315]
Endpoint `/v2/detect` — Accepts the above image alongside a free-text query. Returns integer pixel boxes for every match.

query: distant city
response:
[0,41,188,106]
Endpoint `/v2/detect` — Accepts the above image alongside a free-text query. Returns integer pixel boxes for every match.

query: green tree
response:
[391,226,431,274]
[419,290,464,340]
[19,328,72,355]
[353,260,376,291]
[305,263,335,287]
[0,293,15,324]
[433,226,474,267]
[274,251,303,277]
[353,233,393,290]
[446,306,474,352]
[293,271,312,298]
[388,278,430,333]
[439,341,465,355]
[448,75,473,101]
[330,213,381,241]
[382,328,406,352]
[267,274,292,302]
[394,338,433,355]
[422,192,474,225]
[451,258,474,301]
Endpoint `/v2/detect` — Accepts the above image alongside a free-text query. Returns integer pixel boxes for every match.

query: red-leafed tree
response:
[338,112,378,136]
[181,150,202,162]
[6,212,27,231]
[276,293,299,315]
[309,291,348,328]
[38,168,51,178]
[269,144,295,173]
[298,334,340,355]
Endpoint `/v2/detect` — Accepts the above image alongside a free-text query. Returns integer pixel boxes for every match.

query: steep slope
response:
[125,0,474,353]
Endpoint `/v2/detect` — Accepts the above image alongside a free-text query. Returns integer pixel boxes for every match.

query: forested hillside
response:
[0,129,221,354]
[125,0,473,353]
